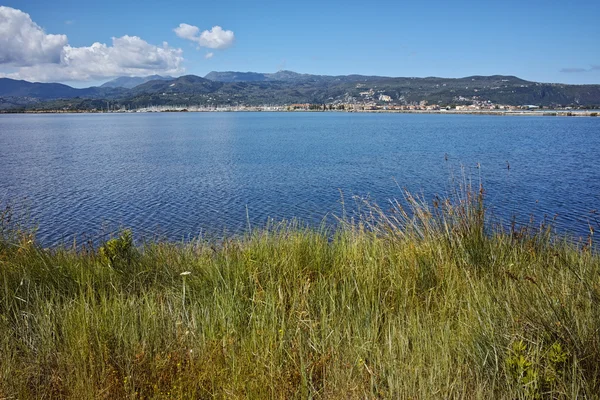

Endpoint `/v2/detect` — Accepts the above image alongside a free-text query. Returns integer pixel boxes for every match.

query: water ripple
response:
[1,112,599,246]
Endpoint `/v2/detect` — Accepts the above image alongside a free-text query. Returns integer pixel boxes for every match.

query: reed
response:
[0,186,598,399]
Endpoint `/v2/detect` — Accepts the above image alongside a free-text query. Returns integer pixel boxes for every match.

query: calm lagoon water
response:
[1,112,599,245]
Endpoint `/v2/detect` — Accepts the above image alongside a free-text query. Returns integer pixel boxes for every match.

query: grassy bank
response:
[1,186,599,399]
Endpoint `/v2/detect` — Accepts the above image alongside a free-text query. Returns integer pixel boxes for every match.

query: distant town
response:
[9,100,598,117]
[2,72,600,115]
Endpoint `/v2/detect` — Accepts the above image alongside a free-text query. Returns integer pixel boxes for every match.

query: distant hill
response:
[100,75,173,89]
[204,71,269,82]
[0,78,124,99]
[204,70,383,84]
[130,75,222,94]
[0,78,126,109]
[121,73,600,108]
[2,71,600,111]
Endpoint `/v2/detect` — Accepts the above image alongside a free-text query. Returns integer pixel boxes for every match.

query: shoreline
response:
[1,109,599,117]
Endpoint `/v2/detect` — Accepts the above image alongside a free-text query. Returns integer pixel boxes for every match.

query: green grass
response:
[0,185,599,399]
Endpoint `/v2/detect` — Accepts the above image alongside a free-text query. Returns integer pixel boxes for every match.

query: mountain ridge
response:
[0,78,126,99]
[100,75,174,89]
[1,71,600,110]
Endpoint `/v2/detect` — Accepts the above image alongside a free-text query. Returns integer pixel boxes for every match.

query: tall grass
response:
[0,185,599,399]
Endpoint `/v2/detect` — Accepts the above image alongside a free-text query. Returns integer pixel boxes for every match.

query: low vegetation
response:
[1,183,599,399]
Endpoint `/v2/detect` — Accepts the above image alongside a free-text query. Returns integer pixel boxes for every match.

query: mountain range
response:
[99,75,173,89]
[1,71,600,111]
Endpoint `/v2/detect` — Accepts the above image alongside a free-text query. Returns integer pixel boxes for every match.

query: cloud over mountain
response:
[560,65,600,74]
[560,68,587,73]
[174,24,235,49]
[0,6,184,82]
[0,6,68,66]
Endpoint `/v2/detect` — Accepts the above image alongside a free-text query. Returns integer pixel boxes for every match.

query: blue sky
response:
[1,0,599,85]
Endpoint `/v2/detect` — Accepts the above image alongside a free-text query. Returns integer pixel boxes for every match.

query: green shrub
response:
[99,229,135,268]
[506,340,569,398]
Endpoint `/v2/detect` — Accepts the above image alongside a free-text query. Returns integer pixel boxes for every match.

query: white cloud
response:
[198,26,235,49]
[0,6,184,82]
[174,23,235,50]
[173,23,200,41]
[205,52,214,59]
[0,6,67,66]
